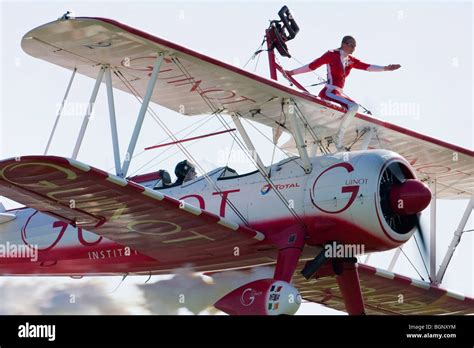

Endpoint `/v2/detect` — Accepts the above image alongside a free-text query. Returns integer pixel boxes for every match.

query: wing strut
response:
[284,99,312,173]
[72,66,105,159]
[121,53,164,177]
[430,179,437,282]
[360,127,375,150]
[104,66,122,177]
[436,195,474,284]
[44,67,77,155]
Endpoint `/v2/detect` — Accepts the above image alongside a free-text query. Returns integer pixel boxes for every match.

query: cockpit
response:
[128,156,303,190]
[150,160,240,190]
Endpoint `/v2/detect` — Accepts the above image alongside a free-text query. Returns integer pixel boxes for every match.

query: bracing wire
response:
[114,66,250,226]
[289,55,327,85]
[129,115,215,176]
[291,100,330,155]
[413,233,431,281]
[399,247,426,282]
[240,117,292,160]
[110,69,213,174]
[172,57,306,228]
[253,45,263,73]
[242,36,267,70]
[137,124,226,176]
[226,138,236,168]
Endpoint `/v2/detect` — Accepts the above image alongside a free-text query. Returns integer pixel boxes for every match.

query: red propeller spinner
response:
[389,179,432,215]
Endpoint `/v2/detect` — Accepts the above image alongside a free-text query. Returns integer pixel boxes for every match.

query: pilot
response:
[286,36,401,151]
[174,160,197,185]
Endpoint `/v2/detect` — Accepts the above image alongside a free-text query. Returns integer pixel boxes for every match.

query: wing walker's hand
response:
[384,64,401,71]
[285,70,294,76]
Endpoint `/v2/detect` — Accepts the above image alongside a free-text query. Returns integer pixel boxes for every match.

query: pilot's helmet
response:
[175,160,195,179]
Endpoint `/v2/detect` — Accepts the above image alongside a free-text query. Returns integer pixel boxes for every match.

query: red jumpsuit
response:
[292,49,386,151]
[308,49,381,110]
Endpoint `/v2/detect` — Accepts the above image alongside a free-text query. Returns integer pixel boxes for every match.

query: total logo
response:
[260,182,300,195]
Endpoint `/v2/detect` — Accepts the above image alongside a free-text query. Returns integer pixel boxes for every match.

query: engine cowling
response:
[214,279,301,315]
[304,150,431,250]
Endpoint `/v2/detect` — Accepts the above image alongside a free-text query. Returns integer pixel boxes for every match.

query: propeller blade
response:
[413,214,431,280]
[414,214,428,257]
[388,162,406,184]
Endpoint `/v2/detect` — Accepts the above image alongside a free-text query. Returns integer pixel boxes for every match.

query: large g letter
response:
[310,162,359,214]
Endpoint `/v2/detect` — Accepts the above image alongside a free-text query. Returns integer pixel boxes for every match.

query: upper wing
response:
[22,17,473,199]
[282,115,474,199]
[292,261,474,315]
[0,156,268,264]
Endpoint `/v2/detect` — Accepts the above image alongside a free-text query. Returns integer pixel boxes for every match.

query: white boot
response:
[335,103,359,152]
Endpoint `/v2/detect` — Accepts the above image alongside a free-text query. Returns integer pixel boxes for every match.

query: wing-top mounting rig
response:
[259,6,313,173]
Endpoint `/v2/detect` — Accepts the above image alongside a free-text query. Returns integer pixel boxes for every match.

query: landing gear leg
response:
[335,258,365,315]
[274,247,302,282]
[301,244,366,315]
[272,227,306,282]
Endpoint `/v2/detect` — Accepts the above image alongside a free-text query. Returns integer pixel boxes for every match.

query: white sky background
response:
[0,0,472,315]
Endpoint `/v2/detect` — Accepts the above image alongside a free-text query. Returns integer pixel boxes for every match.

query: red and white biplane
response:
[0,8,473,315]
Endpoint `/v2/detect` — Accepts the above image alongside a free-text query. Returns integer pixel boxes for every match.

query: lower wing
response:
[0,156,269,265]
[292,261,474,315]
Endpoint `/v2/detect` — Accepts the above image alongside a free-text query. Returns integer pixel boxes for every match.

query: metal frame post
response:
[265,28,278,81]
[430,180,437,282]
[121,54,164,177]
[104,66,122,177]
[436,196,474,284]
[364,254,371,264]
[308,143,318,157]
[72,66,105,159]
[388,247,402,271]
[44,68,77,155]
[360,127,374,151]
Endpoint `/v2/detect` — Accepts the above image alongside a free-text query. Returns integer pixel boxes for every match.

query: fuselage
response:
[0,149,427,276]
